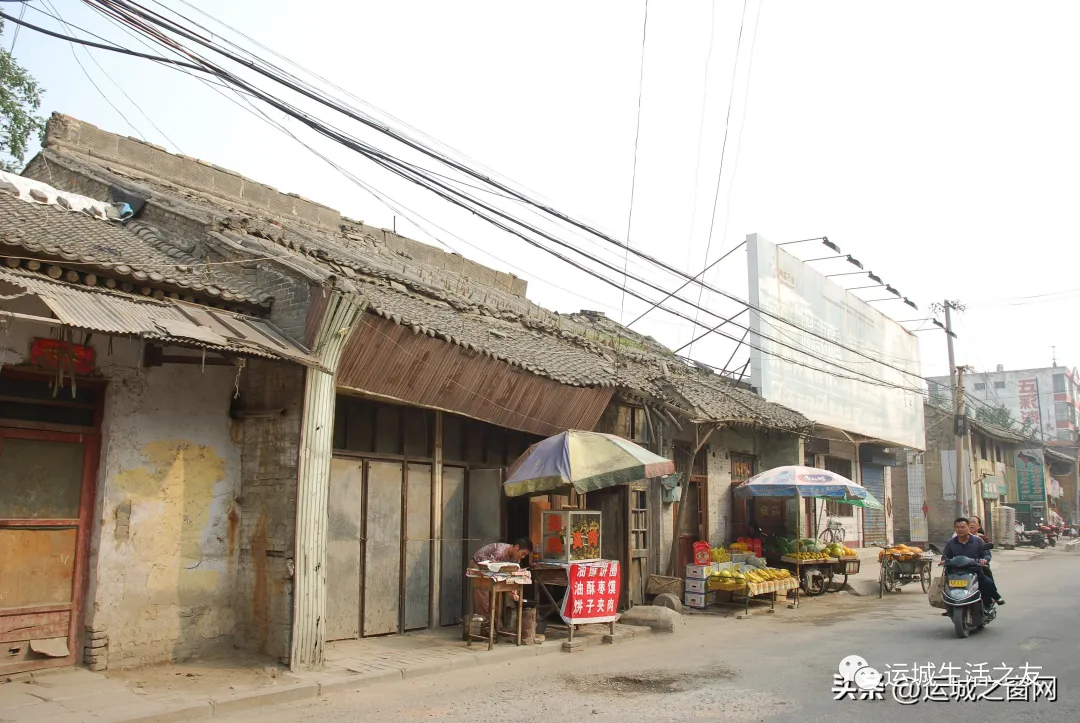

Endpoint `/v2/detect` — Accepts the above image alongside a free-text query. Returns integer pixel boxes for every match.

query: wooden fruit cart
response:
[770,555,838,597]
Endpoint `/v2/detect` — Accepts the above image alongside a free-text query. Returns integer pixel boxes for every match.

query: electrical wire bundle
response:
[1,0,1036,436]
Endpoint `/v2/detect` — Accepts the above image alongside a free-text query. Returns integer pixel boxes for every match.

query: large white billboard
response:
[746,233,925,450]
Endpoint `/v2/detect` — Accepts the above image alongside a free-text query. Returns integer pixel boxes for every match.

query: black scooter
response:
[941,543,997,639]
[1016,528,1048,549]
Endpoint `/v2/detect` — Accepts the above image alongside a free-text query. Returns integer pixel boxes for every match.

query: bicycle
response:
[818,520,846,545]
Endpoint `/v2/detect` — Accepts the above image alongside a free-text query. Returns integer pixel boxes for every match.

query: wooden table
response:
[464,577,524,651]
[531,562,616,643]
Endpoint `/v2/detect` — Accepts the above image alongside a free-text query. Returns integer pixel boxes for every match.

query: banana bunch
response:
[744,568,791,583]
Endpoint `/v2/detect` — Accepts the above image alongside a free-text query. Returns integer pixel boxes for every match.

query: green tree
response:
[975,403,1015,430]
[0,20,46,173]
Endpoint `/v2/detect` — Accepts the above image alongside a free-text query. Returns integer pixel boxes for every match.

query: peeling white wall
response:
[0,321,243,669]
[91,362,242,668]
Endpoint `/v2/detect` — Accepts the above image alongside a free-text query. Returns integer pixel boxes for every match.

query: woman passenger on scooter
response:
[941,517,1004,611]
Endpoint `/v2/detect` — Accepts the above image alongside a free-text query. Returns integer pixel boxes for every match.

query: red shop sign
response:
[29,337,95,375]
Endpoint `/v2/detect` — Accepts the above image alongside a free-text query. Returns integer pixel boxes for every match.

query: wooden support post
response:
[667,423,720,576]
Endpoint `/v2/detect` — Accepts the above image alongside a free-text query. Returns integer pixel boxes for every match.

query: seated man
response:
[468,537,533,633]
[941,517,1003,614]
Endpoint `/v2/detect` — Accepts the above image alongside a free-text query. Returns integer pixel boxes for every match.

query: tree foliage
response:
[0,21,46,173]
[975,403,1015,430]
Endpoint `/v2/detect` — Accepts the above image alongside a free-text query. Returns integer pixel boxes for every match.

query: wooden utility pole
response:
[955,365,969,519]
[944,301,958,404]
[666,424,719,576]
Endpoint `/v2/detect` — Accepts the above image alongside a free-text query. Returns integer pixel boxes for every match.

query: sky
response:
[4,0,1080,385]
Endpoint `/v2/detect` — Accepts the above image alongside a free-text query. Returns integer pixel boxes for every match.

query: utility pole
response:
[944,301,958,405]
[955,365,969,519]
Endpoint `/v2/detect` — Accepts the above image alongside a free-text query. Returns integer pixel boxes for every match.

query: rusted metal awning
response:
[0,268,322,370]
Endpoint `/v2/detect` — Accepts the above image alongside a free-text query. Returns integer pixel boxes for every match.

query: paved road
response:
[221,550,1078,722]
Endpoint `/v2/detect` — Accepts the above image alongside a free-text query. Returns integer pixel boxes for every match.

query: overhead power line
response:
[619,0,649,326]
[8,3,935,399]
[69,0,931,384]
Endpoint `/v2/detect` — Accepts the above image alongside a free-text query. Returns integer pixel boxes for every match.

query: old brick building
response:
[890,403,1071,546]
[1,113,812,676]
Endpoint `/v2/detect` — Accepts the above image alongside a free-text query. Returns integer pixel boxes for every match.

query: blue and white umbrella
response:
[733,465,883,509]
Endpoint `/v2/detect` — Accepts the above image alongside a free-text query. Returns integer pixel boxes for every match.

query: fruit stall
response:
[766,537,861,596]
[732,465,883,605]
[683,543,800,616]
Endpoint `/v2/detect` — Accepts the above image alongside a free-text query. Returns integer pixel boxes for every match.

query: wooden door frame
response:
[0,426,101,675]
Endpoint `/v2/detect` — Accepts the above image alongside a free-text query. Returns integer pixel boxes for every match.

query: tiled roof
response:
[0,173,267,305]
[27,145,811,432]
[667,373,812,431]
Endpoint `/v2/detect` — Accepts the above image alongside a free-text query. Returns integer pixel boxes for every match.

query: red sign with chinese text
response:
[29,338,95,375]
[560,560,621,624]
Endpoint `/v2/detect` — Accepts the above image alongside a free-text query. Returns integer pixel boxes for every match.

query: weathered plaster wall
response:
[89,362,242,669]
[0,319,248,669]
[232,360,305,664]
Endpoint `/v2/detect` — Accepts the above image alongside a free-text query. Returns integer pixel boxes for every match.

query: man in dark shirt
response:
[942,517,1004,608]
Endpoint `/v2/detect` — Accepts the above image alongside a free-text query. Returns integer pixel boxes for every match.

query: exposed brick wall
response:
[35,113,528,298]
[42,113,341,230]
[233,359,306,664]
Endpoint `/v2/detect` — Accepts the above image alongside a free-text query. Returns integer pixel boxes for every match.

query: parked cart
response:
[875,544,933,597]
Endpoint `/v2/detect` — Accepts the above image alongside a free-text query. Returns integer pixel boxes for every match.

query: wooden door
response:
[326,458,363,641]
[629,485,648,606]
[402,463,432,631]
[729,454,756,539]
[439,466,466,626]
[466,468,503,563]
[363,460,404,636]
[0,429,98,675]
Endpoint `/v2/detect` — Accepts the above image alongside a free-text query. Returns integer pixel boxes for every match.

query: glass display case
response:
[541,510,602,564]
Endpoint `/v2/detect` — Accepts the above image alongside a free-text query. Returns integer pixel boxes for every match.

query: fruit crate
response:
[832,558,861,575]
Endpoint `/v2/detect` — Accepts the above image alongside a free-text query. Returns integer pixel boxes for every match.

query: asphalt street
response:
[218,549,1078,722]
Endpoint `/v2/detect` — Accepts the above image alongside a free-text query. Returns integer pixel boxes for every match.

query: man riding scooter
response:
[940,517,1004,615]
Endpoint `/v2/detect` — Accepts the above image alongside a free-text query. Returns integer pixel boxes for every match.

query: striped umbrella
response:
[503,430,675,498]
[733,465,883,509]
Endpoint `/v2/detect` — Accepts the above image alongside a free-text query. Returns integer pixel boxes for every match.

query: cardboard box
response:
[685,563,717,579]
[684,591,711,609]
[685,578,707,593]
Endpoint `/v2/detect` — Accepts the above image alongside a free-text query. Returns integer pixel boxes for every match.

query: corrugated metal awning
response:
[0,268,323,370]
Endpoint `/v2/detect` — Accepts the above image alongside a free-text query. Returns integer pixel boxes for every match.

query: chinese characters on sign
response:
[1017,379,1041,430]
[1016,450,1046,503]
[831,655,1057,704]
[560,561,621,624]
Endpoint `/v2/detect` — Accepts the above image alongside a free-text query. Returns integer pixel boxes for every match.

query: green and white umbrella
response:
[503,430,675,498]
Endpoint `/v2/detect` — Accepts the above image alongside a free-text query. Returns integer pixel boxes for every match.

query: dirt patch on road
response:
[564,666,737,695]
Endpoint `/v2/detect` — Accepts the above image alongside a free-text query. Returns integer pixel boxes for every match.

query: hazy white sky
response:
[6,0,1080,383]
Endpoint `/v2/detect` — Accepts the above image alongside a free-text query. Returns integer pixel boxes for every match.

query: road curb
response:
[101,629,643,722]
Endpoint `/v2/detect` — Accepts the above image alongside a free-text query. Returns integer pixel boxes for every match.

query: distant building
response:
[927,365,1080,443]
